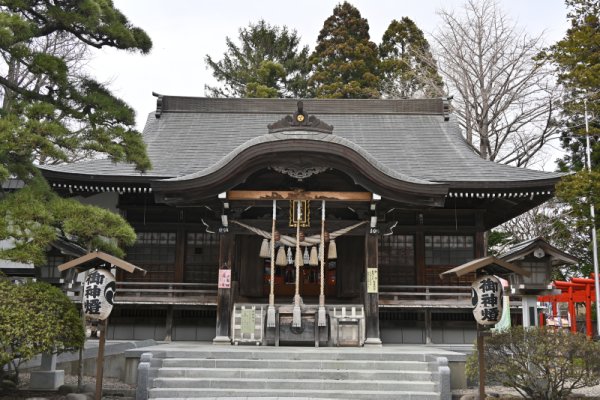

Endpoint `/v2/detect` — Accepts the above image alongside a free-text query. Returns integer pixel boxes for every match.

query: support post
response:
[94,319,107,400]
[425,309,432,344]
[165,306,173,342]
[214,232,233,344]
[521,296,539,327]
[364,233,381,346]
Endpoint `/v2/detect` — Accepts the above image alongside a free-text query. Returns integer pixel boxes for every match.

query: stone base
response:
[212,335,232,345]
[363,337,383,347]
[30,370,64,390]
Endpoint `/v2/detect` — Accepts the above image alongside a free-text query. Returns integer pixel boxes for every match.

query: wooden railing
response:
[64,281,218,305]
[378,285,472,308]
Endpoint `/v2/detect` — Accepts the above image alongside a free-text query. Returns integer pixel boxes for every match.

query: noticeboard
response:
[367,267,378,293]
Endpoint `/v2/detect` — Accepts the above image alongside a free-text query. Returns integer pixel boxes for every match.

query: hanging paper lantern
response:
[259,239,270,258]
[328,239,337,260]
[83,268,116,321]
[287,247,293,265]
[309,246,318,266]
[276,246,287,267]
[472,275,503,326]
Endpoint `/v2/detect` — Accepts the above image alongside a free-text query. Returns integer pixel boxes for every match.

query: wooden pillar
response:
[424,309,432,344]
[364,233,382,346]
[174,227,185,282]
[213,233,233,344]
[416,230,425,285]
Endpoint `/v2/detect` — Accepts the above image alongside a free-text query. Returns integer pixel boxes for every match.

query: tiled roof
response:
[40,97,563,186]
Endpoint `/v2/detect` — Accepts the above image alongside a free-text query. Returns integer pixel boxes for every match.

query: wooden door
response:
[336,236,364,298]
[237,235,264,297]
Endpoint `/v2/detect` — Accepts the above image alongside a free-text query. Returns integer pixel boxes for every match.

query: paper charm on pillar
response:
[259,239,270,258]
[83,268,116,321]
[276,246,287,267]
[471,275,503,326]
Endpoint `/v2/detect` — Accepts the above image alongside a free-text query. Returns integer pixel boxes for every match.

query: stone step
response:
[157,366,434,381]
[151,377,438,392]
[149,387,441,400]
[160,358,431,371]
[150,349,428,362]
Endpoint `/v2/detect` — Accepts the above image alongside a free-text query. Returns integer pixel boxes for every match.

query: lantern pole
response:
[94,318,108,400]
[583,97,600,337]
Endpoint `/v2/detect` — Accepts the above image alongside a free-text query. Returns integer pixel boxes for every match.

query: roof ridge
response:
[152,95,450,118]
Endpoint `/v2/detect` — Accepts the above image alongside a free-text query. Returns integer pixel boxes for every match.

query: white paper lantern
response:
[471,275,503,326]
[83,268,116,321]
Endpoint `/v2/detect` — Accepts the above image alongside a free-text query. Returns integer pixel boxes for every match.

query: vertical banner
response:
[367,267,378,293]
[218,269,231,289]
[472,275,503,325]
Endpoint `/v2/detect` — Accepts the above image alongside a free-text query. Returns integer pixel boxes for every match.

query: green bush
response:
[467,326,600,400]
[0,277,84,383]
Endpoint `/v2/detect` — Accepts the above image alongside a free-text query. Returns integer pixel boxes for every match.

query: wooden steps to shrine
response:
[144,347,451,399]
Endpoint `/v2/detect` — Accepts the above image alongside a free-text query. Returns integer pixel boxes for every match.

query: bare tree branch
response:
[432,0,561,166]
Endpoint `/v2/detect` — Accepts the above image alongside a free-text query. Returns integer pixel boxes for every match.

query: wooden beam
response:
[227,190,373,202]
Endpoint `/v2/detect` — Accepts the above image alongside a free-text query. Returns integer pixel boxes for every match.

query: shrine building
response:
[39,95,563,345]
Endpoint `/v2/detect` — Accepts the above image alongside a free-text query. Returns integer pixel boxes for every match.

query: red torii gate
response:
[538,274,597,338]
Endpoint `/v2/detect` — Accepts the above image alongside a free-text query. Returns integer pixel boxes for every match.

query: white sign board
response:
[471,275,503,326]
[83,269,116,320]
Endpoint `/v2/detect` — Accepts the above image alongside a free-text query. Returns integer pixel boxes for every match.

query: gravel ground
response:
[0,372,134,399]
[453,383,600,399]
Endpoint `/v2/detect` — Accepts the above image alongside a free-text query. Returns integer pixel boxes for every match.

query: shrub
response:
[467,326,600,400]
[0,277,85,383]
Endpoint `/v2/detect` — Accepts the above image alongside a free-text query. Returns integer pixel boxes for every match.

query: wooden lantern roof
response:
[57,251,146,274]
[440,256,531,279]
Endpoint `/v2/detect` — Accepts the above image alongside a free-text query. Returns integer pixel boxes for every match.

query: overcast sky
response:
[87,0,571,133]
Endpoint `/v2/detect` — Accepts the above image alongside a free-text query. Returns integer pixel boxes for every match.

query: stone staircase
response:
[138,346,451,399]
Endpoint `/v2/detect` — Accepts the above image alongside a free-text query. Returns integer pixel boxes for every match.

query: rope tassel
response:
[259,239,270,258]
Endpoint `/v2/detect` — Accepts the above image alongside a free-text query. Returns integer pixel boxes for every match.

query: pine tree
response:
[309,2,380,99]
[0,0,151,264]
[379,17,444,99]
[205,20,311,98]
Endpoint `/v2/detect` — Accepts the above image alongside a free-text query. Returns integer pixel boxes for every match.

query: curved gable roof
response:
[40,96,563,191]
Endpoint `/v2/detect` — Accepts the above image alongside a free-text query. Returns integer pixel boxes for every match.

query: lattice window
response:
[425,235,474,265]
[379,235,415,285]
[38,255,66,280]
[126,231,177,282]
[184,232,219,283]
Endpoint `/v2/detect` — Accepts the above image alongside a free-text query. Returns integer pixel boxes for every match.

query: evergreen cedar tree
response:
[308,2,381,99]
[0,0,150,264]
[545,0,600,276]
[204,20,311,98]
[379,17,444,99]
